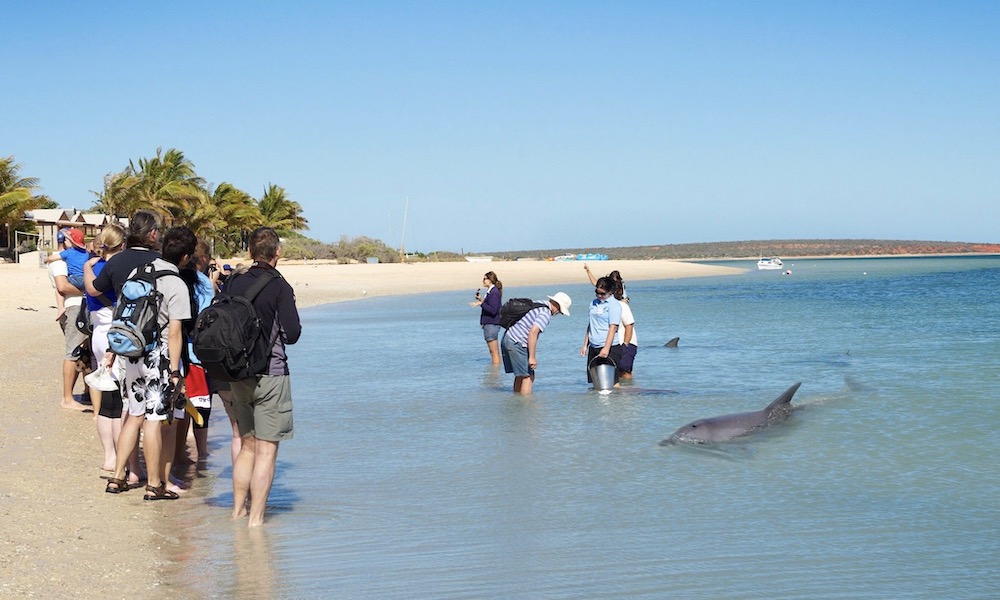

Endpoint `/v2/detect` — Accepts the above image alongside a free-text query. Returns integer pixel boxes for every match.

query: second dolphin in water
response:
[660,382,802,445]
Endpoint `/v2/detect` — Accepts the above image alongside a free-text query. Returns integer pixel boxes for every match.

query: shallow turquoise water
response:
[180,256,1000,599]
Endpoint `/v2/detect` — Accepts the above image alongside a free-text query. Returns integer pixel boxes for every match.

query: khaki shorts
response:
[59,310,89,361]
[230,375,294,442]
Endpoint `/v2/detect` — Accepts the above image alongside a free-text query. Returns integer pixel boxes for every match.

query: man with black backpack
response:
[500,292,572,394]
[225,227,301,527]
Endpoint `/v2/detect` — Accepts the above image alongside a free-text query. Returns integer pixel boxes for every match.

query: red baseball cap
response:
[62,228,85,248]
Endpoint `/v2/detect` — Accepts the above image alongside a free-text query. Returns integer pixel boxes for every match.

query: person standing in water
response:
[613,281,637,379]
[583,265,628,303]
[501,292,572,394]
[471,271,503,364]
[228,227,302,527]
[581,276,623,388]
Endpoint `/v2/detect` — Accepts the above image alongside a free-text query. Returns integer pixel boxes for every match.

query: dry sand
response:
[0,257,743,597]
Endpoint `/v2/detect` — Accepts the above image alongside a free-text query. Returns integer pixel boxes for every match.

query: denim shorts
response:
[482,323,501,342]
[501,333,532,377]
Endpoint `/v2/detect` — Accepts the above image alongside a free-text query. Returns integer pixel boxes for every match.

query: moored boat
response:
[757,257,784,270]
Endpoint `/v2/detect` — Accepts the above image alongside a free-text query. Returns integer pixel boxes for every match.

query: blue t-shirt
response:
[85,259,116,311]
[588,297,622,348]
[59,247,89,279]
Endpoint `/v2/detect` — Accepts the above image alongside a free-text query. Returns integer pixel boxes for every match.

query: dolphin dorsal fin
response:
[766,382,802,411]
[664,337,680,348]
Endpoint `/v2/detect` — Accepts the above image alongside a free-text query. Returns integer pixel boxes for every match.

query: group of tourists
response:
[472,264,638,394]
[49,210,300,527]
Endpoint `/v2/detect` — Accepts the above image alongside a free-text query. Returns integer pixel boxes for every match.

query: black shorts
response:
[617,344,637,373]
[98,389,124,419]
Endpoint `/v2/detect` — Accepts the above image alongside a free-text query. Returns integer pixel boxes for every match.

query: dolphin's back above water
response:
[662,382,802,445]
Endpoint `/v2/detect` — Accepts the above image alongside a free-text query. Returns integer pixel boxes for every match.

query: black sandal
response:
[105,478,129,494]
[143,484,179,501]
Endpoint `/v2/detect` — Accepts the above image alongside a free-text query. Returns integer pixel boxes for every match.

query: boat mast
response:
[399,196,409,263]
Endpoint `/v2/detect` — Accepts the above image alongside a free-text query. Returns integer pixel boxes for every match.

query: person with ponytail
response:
[471,271,503,364]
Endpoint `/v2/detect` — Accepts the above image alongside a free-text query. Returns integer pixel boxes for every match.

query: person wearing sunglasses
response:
[581,276,623,388]
[471,271,503,364]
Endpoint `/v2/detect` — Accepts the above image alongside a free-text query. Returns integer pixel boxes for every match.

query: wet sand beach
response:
[0,258,742,597]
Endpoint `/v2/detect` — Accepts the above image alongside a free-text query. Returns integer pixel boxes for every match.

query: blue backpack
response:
[107,263,179,358]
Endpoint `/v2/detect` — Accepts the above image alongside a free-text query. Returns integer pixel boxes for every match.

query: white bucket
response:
[589,358,617,391]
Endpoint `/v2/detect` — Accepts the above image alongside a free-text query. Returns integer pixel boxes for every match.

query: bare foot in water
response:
[232,496,250,520]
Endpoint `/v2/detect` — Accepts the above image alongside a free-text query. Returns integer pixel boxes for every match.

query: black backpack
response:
[76,290,113,335]
[499,298,548,329]
[191,270,279,381]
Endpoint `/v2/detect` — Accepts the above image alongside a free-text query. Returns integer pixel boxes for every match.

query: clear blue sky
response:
[7,1,999,252]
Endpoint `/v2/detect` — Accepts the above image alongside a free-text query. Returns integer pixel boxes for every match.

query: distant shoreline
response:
[482,240,1000,262]
[275,250,1000,269]
[683,252,1000,262]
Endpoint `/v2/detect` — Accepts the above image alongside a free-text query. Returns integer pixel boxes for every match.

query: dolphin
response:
[660,382,802,445]
[664,337,680,348]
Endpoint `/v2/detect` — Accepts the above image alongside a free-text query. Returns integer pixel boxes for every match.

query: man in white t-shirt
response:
[616,300,639,379]
[49,260,89,411]
[615,288,638,379]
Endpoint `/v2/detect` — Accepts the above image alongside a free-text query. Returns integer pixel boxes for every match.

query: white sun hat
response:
[546,292,572,316]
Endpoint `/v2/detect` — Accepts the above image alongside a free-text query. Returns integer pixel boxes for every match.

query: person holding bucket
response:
[581,276,623,389]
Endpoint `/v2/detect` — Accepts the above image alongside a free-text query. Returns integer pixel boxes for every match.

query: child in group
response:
[45,228,90,320]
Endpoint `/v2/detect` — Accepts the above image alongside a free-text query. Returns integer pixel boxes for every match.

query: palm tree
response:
[1,155,48,250]
[176,187,217,242]
[257,183,308,233]
[91,169,143,219]
[131,147,206,225]
[201,182,263,255]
